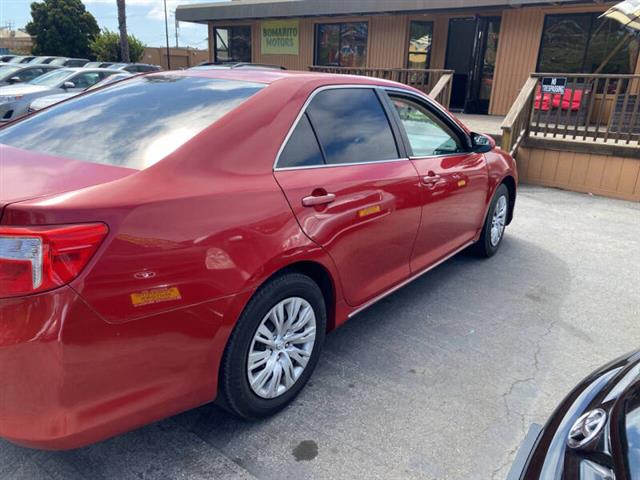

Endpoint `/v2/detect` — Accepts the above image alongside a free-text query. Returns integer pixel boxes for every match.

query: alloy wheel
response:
[247,297,317,399]
[490,195,508,247]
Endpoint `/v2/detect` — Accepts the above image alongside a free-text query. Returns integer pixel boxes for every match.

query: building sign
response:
[261,20,299,55]
[541,77,567,95]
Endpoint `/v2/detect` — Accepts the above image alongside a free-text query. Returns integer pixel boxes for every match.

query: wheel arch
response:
[500,175,517,225]
[253,260,338,333]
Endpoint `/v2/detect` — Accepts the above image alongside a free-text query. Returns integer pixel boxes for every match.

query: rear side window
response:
[306,88,398,165]
[278,113,324,168]
[0,75,265,169]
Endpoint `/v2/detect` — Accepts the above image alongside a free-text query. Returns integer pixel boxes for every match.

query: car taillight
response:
[0,223,108,298]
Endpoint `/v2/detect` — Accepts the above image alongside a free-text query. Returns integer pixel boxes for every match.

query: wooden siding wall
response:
[490,3,619,115]
[518,147,640,201]
[208,13,468,70]
[489,9,545,115]
[208,2,640,116]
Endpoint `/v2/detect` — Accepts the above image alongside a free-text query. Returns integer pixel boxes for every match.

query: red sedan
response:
[0,69,517,449]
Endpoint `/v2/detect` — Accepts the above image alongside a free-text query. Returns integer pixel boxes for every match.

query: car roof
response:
[157,68,412,90]
[61,67,122,73]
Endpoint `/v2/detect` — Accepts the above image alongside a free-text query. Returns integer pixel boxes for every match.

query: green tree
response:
[26,0,100,59]
[90,29,146,63]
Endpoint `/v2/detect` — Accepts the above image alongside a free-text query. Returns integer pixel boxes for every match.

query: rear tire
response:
[471,183,510,258]
[219,273,326,419]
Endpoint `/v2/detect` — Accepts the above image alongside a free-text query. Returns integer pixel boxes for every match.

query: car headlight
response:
[0,95,22,103]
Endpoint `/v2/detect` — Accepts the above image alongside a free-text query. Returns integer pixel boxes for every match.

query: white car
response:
[28,72,134,112]
[0,68,118,122]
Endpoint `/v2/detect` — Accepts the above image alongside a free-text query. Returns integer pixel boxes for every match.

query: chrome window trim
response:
[409,152,468,161]
[275,157,410,172]
[272,84,409,172]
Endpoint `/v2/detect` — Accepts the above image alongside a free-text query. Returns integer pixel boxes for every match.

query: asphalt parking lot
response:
[1,184,639,480]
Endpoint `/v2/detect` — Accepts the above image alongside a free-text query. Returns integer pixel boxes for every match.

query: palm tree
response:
[117,0,130,63]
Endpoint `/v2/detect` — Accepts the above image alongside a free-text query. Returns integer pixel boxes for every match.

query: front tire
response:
[472,183,510,258]
[219,273,326,419]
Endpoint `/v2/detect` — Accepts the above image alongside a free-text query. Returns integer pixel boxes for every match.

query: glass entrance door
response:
[445,16,501,114]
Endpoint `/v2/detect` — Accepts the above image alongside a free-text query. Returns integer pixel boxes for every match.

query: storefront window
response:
[407,21,433,69]
[538,13,639,74]
[214,26,252,63]
[315,22,368,67]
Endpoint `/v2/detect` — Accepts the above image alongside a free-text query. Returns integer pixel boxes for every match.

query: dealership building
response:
[176,0,640,116]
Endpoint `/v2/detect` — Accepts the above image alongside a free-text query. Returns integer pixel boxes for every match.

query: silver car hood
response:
[0,84,50,96]
[30,92,76,110]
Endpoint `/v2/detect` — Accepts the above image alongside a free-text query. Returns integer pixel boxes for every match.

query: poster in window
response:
[261,20,299,55]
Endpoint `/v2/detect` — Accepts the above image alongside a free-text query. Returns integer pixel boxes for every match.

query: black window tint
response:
[18,68,42,81]
[214,26,252,63]
[538,13,640,74]
[71,72,101,89]
[0,76,264,169]
[315,22,368,67]
[307,89,398,165]
[279,113,324,168]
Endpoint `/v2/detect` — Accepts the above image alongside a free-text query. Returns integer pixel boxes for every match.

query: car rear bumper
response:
[0,286,247,450]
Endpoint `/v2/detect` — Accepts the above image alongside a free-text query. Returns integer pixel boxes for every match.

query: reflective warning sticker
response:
[358,205,382,218]
[131,287,182,307]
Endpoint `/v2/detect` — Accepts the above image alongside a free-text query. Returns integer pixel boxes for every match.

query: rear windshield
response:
[0,75,265,169]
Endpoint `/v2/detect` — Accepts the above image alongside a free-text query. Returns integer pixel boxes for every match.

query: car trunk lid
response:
[0,145,137,220]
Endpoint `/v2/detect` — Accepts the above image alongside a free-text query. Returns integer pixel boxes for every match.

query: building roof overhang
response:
[176,0,599,24]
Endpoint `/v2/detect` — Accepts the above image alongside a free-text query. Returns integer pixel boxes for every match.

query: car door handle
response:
[302,193,336,207]
[421,174,442,185]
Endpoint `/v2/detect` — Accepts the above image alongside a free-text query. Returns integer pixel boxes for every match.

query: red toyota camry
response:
[0,69,516,449]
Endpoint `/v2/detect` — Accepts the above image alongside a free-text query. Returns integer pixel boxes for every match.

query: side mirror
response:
[62,81,75,90]
[8,76,21,85]
[471,132,495,153]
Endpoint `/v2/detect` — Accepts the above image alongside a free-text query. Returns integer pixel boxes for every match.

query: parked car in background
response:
[191,61,287,71]
[0,64,59,86]
[508,350,640,479]
[0,55,17,63]
[111,62,162,73]
[49,58,89,67]
[0,69,516,449]
[4,55,35,64]
[28,56,63,65]
[28,71,133,112]
[0,68,118,121]
[83,61,115,68]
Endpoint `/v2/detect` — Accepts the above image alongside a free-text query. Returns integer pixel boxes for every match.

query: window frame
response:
[273,85,409,171]
[313,21,369,67]
[213,25,253,64]
[381,88,473,158]
[406,21,434,70]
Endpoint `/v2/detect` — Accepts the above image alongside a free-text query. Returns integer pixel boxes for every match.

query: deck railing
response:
[308,66,455,108]
[502,73,640,156]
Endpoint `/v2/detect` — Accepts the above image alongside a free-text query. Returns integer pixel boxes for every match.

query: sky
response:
[0,0,224,49]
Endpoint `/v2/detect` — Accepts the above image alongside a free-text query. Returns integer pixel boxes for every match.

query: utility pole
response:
[164,0,171,69]
[174,13,179,48]
[117,0,130,63]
